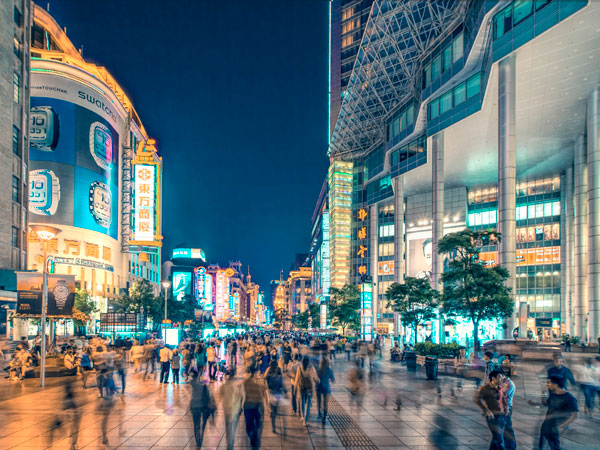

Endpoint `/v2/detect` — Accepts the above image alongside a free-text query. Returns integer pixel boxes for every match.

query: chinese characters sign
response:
[357,208,368,277]
[134,164,156,241]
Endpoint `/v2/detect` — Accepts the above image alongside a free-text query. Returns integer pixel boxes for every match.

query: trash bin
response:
[405,351,417,372]
[425,356,438,380]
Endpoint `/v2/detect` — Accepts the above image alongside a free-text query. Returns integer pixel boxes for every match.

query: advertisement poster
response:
[407,237,433,280]
[17,272,76,316]
[172,270,192,301]
[29,76,120,240]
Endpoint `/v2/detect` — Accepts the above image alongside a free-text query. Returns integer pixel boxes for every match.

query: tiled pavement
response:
[1,353,599,449]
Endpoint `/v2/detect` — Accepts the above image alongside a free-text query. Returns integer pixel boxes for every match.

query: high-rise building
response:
[0,0,31,270]
[22,5,162,333]
[329,0,375,138]
[327,0,600,342]
[284,266,312,316]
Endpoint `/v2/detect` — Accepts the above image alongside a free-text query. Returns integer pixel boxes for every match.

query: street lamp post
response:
[30,225,61,388]
[161,281,171,340]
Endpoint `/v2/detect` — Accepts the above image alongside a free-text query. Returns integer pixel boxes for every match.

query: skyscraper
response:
[0,0,31,270]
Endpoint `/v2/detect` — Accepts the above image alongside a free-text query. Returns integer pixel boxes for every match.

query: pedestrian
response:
[564,335,571,352]
[538,375,579,449]
[115,347,127,394]
[182,344,192,380]
[265,359,286,433]
[142,339,155,380]
[483,351,497,382]
[80,347,93,388]
[348,359,366,409]
[288,354,301,415]
[188,372,216,447]
[207,343,217,380]
[316,357,335,424]
[171,348,181,384]
[47,382,82,450]
[220,368,245,450]
[159,343,173,384]
[574,358,599,415]
[243,368,267,450]
[131,339,143,372]
[546,354,576,389]
[295,355,319,426]
[474,370,508,450]
[99,369,119,446]
[345,341,352,360]
[502,374,517,450]
[93,346,107,398]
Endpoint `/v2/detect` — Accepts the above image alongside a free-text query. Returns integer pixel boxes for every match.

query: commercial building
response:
[284,266,312,316]
[20,5,162,334]
[327,0,600,342]
[1,0,31,271]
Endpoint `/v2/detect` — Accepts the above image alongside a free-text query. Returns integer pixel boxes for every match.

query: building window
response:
[428,98,439,120]
[466,73,481,99]
[13,73,20,104]
[442,45,452,73]
[11,227,19,248]
[12,176,20,203]
[13,126,20,155]
[494,5,513,40]
[13,37,20,57]
[536,0,552,11]
[452,33,464,63]
[14,6,22,26]
[440,91,452,115]
[513,0,534,25]
[431,56,441,82]
[453,83,465,106]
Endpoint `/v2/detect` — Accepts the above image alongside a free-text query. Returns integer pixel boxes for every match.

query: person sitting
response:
[391,343,401,361]
[63,347,80,375]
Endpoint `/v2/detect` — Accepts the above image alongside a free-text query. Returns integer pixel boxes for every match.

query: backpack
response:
[300,367,313,392]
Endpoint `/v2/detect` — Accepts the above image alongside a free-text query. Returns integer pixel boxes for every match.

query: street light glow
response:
[30,225,62,241]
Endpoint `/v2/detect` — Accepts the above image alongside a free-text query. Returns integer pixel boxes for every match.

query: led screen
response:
[172,270,192,301]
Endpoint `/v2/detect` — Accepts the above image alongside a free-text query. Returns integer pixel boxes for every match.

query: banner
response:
[17,272,76,316]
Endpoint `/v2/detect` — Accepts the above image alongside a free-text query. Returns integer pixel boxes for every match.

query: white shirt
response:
[159,347,173,363]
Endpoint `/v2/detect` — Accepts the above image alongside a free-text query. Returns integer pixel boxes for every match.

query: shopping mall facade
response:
[14,5,163,337]
[324,0,600,343]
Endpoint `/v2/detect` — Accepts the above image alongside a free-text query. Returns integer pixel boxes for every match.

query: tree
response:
[116,280,163,329]
[438,229,514,352]
[330,284,360,335]
[73,289,98,334]
[293,303,320,330]
[167,294,197,325]
[386,277,438,344]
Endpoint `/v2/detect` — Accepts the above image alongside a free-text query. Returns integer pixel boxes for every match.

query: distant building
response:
[284,266,312,316]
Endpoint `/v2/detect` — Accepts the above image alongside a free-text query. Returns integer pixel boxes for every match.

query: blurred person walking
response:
[265,359,286,434]
[243,368,267,450]
[474,370,508,450]
[188,372,216,447]
[295,355,319,426]
[47,382,82,450]
[219,369,245,450]
[538,375,579,449]
[316,357,335,424]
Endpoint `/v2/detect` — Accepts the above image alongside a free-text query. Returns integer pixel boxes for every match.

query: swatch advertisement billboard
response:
[28,72,121,240]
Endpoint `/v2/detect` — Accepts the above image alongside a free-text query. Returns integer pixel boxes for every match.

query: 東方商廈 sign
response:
[357,208,368,277]
[360,283,373,341]
[134,164,156,241]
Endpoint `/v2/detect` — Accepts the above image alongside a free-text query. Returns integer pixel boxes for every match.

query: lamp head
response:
[30,225,62,241]
[162,281,171,288]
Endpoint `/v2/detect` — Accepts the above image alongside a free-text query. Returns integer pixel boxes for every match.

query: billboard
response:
[215,270,228,320]
[407,237,432,280]
[133,164,156,241]
[378,260,395,276]
[478,247,560,267]
[28,75,120,240]
[173,248,206,261]
[172,270,192,301]
[16,272,76,316]
[360,283,373,341]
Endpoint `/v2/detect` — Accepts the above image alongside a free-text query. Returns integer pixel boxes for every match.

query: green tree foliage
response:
[330,284,360,335]
[438,229,514,351]
[293,302,320,330]
[116,280,163,329]
[386,277,438,344]
[167,294,197,325]
[73,289,98,330]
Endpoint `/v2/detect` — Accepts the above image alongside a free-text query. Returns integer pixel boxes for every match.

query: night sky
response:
[36,0,329,291]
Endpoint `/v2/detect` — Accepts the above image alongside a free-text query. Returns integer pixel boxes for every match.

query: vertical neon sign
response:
[215,270,227,320]
[204,273,213,311]
[360,283,373,341]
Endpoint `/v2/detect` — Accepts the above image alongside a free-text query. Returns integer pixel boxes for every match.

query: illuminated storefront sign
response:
[194,266,206,305]
[215,270,228,320]
[328,160,353,288]
[320,303,328,330]
[173,248,206,261]
[360,283,373,341]
[378,260,395,276]
[478,246,560,267]
[134,164,156,241]
[204,273,213,311]
[357,208,369,277]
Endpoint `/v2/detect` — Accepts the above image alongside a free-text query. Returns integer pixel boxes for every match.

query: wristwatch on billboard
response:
[89,121,113,170]
[30,106,60,151]
[29,169,61,216]
[53,280,70,309]
[88,181,112,228]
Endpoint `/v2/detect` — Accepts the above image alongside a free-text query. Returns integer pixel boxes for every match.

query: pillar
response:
[564,168,574,336]
[560,174,567,335]
[370,204,378,332]
[498,54,517,338]
[432,132,445,343]
[574,135,588,339]
[393,176,405,339]
[587,87,600,340]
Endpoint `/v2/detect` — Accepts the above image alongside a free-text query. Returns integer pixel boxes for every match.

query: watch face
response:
[29,169,60,216]
[89,122,113,170]
[53,280,70,309]
[30,106,60,151]
[88,181,112,228]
